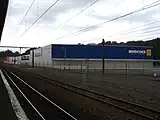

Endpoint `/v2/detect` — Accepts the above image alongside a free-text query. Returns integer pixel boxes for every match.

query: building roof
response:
[0,0,9,41]
[51,44,153,48]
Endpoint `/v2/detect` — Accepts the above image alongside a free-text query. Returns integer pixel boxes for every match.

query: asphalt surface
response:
[4,69,75,120]
[7,67,145,120]
[20,66,160,110]
[0,76,17,120]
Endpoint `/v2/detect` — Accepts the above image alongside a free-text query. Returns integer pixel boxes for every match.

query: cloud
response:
[1,0,160,48]
[7,0,96,24]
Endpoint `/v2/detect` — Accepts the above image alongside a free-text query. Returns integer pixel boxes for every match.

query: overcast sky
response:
[1,0,160,48]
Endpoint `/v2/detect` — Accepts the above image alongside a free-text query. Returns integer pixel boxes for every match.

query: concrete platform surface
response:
[0,77,17,120]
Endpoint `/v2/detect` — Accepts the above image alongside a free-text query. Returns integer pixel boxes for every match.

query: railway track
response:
[5,67,160,120]
[2,69,77,120]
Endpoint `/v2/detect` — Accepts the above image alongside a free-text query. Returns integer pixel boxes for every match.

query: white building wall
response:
[5,55,31,65]
[33,45,52,67]
[7,57,15,64]
[20,55,31,65]
[16,56,21,64]
[52,59,153,70]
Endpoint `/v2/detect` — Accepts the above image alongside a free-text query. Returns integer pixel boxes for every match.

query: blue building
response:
[33,44,153,69]
[52,44,153,60]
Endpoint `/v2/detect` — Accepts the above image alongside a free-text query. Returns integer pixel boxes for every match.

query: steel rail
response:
[2,69,46,120]
[15,68,160,120]
[7,69,78,120]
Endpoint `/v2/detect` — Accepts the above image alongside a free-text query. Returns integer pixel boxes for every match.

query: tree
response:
[14,51,20,56]
[101,38,160,59]
[0,50,20,58]
[105,41,111,45]
[23,47,37,55]
[111,41,118,45]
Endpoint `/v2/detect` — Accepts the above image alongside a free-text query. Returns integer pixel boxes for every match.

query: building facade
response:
[4,44,153,69]
[33,44,153,69]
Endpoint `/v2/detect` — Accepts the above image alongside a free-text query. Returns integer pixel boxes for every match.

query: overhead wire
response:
[112,30,160,40]
[127,27,160,36]
[134,31,160,38]
[114,33,160,43]
[107,20,160,38]
[90,20,160,42]
[20,0,60,38]
[51,0,101,32]
[83,0,160,41]
[144,0,160,7]
[92,26,160,44]
[82,27,160,44]
[80,31,160,45]
[54,0,160,41]
[49,0,127,44]
[80,1,160,43]
[82,31,160,44]
[107,25,160,40]
[80,0,160,43]
[132,36,160,41]
[51,0,127,32]
[116,36,159,43]
[81,1,160,33]
[86,36,159,44]
[103,0,160,39]
[13,0,36,35]
[104,22,160,41]
[106,26,160,42]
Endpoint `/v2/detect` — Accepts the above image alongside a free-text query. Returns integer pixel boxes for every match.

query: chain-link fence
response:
[11,59,158,110]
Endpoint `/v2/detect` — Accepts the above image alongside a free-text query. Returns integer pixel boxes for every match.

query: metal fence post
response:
[86,60,89,76]
[81,61,82,74]
[80,60,82,84]
[142,62,144,74]
[125,60,129,100]
[69,63,70,72]
[52,61,54,68]
[87,60,89,74]
[43,61,44,67]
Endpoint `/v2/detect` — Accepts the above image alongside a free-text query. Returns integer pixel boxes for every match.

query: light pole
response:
[32,49,34,68]
[102,39,105,75]
[62,47,66,70]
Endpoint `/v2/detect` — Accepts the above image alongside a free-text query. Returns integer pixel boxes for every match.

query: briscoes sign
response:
[128,49,152,56]
[128,50,146,54]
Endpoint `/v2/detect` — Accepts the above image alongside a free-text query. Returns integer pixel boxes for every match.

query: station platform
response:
[0,77,17,120]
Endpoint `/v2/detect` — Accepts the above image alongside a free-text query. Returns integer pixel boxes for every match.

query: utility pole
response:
[32,49,34,68]
[14,57,16,65]
[63,47,66,70]
[102,39,105,75]
[19,47,22,54]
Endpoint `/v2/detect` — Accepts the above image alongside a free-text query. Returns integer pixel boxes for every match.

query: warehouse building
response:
[32,44,153,70]
[5,54,31,65]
